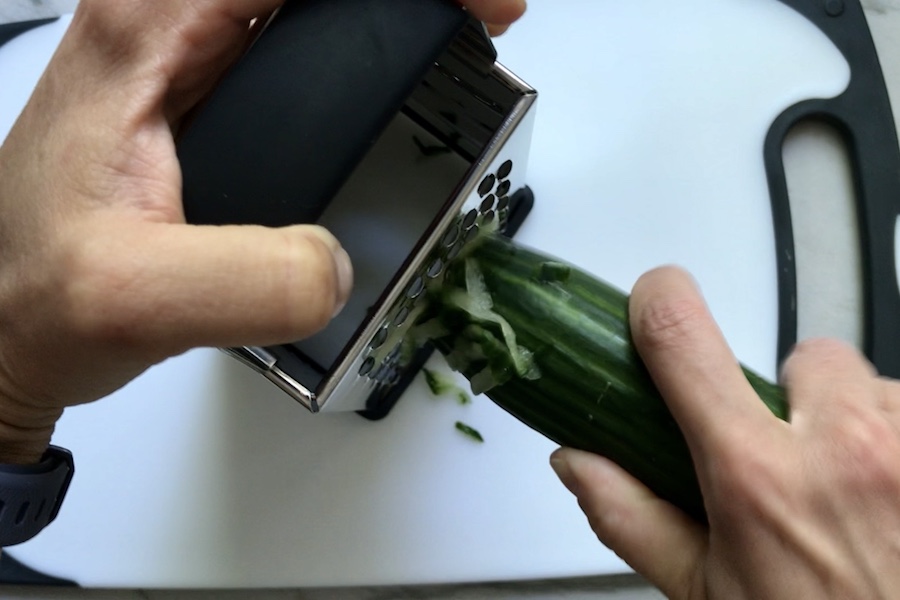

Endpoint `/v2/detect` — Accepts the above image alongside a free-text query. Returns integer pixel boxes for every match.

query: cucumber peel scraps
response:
[455,421,484,443]
[423,368,471,405]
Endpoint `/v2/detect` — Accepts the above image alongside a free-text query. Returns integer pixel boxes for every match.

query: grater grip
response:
[177,0,468,228]
[764,0,900,378]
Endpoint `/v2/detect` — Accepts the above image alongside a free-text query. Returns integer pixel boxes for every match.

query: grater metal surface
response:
[235,65,537,413]
[180,6,539,414]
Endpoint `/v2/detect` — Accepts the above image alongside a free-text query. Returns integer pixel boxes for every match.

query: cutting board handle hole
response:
[782,120,864,349]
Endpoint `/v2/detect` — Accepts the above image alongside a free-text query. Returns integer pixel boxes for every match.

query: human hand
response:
[550,267,900,599]
[0,0,525,464]
[468,0,527,35]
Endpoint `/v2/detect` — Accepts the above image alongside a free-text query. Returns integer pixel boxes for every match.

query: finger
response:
[485,23,511,37]
[66,222,352,355]
[629,267,776,454]
[157,0,288,118]
[58,1,284,121]
[880,378,900,417]
[551,448,706,598]
[780,338,879,422]
[462,0,527,26]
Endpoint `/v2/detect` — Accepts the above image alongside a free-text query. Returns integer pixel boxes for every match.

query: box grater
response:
[176,0,538,415]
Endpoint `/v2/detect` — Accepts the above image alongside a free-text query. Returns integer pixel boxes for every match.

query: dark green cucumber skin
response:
[431,234,788,522]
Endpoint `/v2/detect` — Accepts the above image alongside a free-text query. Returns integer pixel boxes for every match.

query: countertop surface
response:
[3,0,900,597]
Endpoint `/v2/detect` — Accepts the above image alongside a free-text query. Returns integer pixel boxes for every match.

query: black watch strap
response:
[0,446,74,547]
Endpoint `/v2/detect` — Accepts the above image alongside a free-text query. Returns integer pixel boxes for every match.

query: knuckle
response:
[827,412,900,492]
[583,500,632,547]
[75,0,133,43]
[273,231,339,338]
[633,294,708,352]
[784,338,873,379]
[59,238,145,348]
[72,0,158,72]
[707,438,786,518]
[793,337,857,363]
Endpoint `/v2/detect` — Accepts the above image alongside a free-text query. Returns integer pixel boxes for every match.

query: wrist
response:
[0,396,62,465]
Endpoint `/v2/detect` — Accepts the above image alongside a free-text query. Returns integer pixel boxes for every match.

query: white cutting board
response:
[0,0,851,588]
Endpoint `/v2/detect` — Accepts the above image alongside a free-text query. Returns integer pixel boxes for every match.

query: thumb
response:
[550,448,706,598]
[70,222,352,356]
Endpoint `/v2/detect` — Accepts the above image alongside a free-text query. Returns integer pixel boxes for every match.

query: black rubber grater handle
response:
[765,0,900,378]
[177,0,468,228]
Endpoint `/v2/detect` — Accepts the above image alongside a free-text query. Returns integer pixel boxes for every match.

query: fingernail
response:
[333,245,353,317]
[550,449,579,496]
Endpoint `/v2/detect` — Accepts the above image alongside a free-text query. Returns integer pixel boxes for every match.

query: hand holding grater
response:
[177,0,538,416]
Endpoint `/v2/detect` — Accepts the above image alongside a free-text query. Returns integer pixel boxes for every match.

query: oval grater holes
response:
[497,159,513,179]
[394,305,411,326]
[426,258,444,278]
[446,241,463,261]
[482,210,495,223]
[497,195,510,212]
[441,225,460,248]
[387,344,401,362]
[374,362,391,382]
[465,224,480,243]
[496,180,511,198]
[359,357,375,377]
[478,174,496,197]
[463,209,479,230]
[371,326,388,349]
[406,277,425,299]
[479,194,496,213]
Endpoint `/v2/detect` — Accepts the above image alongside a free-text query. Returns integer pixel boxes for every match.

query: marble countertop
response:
[3,0,900,598]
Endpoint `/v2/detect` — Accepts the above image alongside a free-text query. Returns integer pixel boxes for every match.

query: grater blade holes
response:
[480,194,496,212]
[441,225,460,247]
[388,345,401,361]
[373,361,392,382]
[371,326,388,349]
[393,306,411,326]
[463,209,479,230]
[359,357,375,377]
[426,258,444,278]
[406,276,425,299]
[446,241,463,261]
[478,174,496,197]
[362,158,518,388]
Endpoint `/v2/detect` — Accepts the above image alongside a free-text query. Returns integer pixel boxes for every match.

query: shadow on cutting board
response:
[0,551,77,586]
[0,17,58,47]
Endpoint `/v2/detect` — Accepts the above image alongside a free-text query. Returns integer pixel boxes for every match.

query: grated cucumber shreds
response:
[422,368,471,405]
[442,259,540,389]
[408,318,449,345]
[455,421,484,443]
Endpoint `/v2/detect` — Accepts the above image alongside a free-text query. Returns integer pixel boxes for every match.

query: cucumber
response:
[421,233,788,522]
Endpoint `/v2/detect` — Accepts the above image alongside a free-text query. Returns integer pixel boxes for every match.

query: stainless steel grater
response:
[177,0,537,415]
